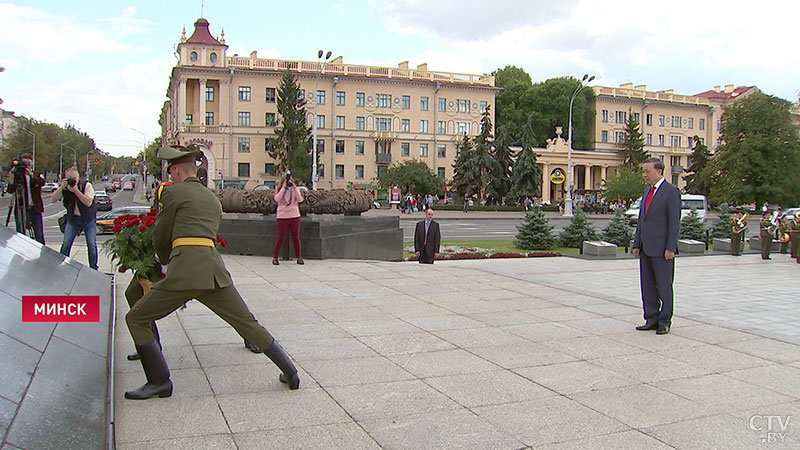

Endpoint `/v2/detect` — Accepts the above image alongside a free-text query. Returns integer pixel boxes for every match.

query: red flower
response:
[137,224,146,232]
[118,266,128,272]
[112,223,122,233]
[144,217,156,227]
[216,235,227,247]
[124,219,138,227]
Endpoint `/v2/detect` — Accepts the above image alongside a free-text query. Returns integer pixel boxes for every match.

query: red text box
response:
[22,296,100,322]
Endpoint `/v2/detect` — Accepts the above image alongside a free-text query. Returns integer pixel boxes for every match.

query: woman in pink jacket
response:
[272,172,304,265]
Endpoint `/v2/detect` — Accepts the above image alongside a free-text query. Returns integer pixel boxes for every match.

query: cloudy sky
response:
[1,0,797,157]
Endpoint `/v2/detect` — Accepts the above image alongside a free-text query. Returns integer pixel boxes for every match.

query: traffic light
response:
[131,162,135,166]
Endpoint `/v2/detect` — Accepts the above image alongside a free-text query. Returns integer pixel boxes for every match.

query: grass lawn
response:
[402,239,632,258]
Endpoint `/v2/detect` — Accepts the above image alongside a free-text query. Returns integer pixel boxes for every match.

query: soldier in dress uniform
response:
[790,212,800,263]
[759,210,773,260]
[730,209,745,256]
[124,145,299,400]
[778,215,791,254]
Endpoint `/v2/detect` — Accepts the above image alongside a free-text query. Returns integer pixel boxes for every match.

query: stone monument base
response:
[712,238,732,252]
[582,240,617,256]
[218,214,403,261]
[749,237,779,252]
[678,239,705,254]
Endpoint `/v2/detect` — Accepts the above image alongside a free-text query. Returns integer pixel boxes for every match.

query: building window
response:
[401,142,410,156]
[616,111,626,123]
[238,86,251,101]
[601,130,608,142]
[437,144,446,158]
[265,163,275,175]
[356,92,365,107]
[438,121,446,134]
[699,118,705,130]
[716,119,722,131]
[658,115,665,126]
[377,166,387,178]
[479,101,487,113]
[658,134,664,146]
[615,131,625,144]
[646,133,652,145]
[238,163,250,177]
[601,110,608,122]
[670,156,681,167]
[687,136,693,148]
[402,95,411,110]
[438,167,445,178]
[633,112,640,123]
[457,99,469,113]
[316,139,324,154]
[355,165,364,179]
[265,87,276,103]
[646,114,653,126]
[672,135,681,147]
[205,112,214,126]
[238,137,250,152]
[317,90,325,105]
[671,174,679,185]
[335,164,344,179]
[316,115,325,129]
[376,117,391,130]
[238,112,251,126]
[376,94,390,108]
[185,114,192,124]
[356,116,365,130]
[336,91,345,106]
[457,122,468,135]
[317,164,324,178]
[265,112,276,126]
[716,137,722,147]
[355,140,364,155]
[376,141,390,154]
[438,97,446,112]
[698,137,704,145]
[672,116,681,128]
[420,120,428,133]
[189,51,198,62]
[205,86,214,101]
[264,138,272,152]
[420,143,428,157]
[336,116,345,130]
[298,89,305,101]
[688,117,693,129]
[420,96,429,111]
[401,119,410,132]
[336,140,345,154]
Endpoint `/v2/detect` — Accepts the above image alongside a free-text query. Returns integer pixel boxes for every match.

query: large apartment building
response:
[160,18,497,190]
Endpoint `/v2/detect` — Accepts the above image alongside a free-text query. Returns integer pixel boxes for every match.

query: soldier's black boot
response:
[127,322,161,360]
[125,341,173,399]
[263,340,299,389]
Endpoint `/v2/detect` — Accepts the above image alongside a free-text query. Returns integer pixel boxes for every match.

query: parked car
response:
[96,206,151,234]
[41,182,59,192]
[94,193,113,211]
[626,194,709,226]
[781,207,800,220]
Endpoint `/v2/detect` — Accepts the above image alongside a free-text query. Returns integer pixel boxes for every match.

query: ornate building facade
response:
[160,18,497,190]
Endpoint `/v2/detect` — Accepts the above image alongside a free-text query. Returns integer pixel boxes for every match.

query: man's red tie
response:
[644,185,656,213]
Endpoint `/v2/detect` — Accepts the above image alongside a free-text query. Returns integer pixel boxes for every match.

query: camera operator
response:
[271,171,304,265]
[51,166,98,270]
[6,154,46,244]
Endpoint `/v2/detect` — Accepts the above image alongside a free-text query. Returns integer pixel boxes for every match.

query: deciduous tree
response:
[377,159,442,196]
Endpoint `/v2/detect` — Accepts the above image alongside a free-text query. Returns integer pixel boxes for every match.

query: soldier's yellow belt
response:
[172,237,215,248]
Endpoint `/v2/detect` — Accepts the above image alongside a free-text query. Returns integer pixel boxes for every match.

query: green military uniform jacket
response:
[152,177,232,291]
[760,218,773,239]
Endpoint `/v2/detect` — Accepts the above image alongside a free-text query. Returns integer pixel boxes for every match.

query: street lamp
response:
[565,73,595,217]
[312,49,332,191]
[131,128,147,185]
[59,142,77,180]
[19,127,36,171]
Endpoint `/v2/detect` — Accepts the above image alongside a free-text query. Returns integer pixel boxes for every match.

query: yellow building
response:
[160,18,497,190]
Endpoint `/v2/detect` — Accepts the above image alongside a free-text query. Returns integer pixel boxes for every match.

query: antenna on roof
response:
[201,0,204,17]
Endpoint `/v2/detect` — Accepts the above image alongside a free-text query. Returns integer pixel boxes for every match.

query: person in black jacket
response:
[414,208,441,264]
[6,154,46,244]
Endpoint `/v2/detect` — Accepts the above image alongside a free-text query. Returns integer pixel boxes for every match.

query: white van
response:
[625,194,708,225]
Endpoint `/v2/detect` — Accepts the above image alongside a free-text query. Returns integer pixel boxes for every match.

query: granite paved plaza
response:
[99,249,799,449]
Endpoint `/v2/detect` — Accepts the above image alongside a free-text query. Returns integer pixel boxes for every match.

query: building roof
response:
[694,86,755,99]
[185,18,223,46]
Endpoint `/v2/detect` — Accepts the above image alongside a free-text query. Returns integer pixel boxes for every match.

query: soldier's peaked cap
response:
[157,144,202,166]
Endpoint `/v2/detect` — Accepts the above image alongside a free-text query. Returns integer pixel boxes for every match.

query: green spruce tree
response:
[451,134,477,198]
[514,204,556,250]
[602,208,634,247]
[683,136,711,196]
[679,209,706,241]
[271,70,312,185]
[709,203,733,239]
[472,106,496,200]
[508,117,542,202]
[559,208,599,248]
[617,108,648,169]
[486,126,515,203]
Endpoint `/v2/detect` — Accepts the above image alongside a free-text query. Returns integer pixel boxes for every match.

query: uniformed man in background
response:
[759,211,773,260]
[124,145,299,400]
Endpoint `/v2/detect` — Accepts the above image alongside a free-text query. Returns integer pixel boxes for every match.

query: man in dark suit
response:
[6,154,45,244]
[414,207,441,264]
[632,158,680,335]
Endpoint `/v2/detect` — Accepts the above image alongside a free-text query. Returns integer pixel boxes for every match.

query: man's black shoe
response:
[656,325,670,335]
[636,323,659,331]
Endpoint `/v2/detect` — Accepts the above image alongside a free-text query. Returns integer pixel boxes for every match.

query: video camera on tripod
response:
[5,153,40,241]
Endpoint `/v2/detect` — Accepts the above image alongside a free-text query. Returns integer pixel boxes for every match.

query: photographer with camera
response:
[50,166,98,270]
[271,171,304,265]
[6,154,46,244]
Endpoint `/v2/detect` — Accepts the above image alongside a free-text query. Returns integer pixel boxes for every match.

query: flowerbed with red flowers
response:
[405,245,560,261]
[101,208,162,282]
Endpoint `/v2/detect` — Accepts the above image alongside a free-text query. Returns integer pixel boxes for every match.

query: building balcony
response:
[178,124,226,134]
[376,153,392,164]
[372,130,397,142]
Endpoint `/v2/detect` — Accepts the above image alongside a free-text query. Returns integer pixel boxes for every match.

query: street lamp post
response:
[131,128,147,186]
[565,73,595,217]
[19,127,36,171]
[59,142,77,180]
[312,50,332,191]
